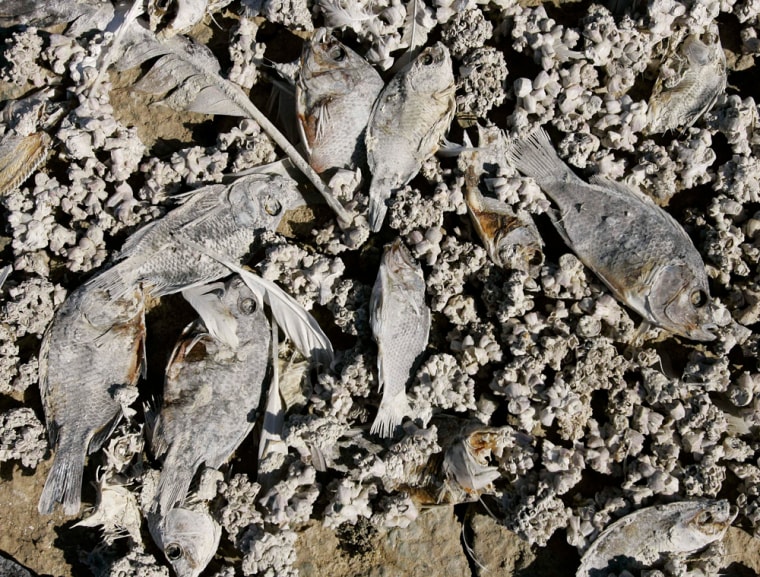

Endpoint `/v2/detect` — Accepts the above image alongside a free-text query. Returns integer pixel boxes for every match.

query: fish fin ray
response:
[370,390,412,438]
[506,127,570,185]
[38,441,86,515]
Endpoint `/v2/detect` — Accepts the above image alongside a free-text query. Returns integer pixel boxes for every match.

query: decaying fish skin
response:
[0,132,51,196]
[370,239,430,437]
[148,0,227,38]
[393,419,504,506]
[38,284,146,515]
[646,29,727,134]
[365,42,456,232]
[507,128,718,342]
[296,28,385,176]
[576,499,737,576]
[149,507,221,577]
[465,166,544,273]
[88,173,305,302]
[0,553,37,577]
[151,275,270,513]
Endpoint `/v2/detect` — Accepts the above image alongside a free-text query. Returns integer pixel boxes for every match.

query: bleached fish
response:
[38,284,146,515]
[370,239,430,437]
[507,128,718,341]
[296,28,384,175]
[149,507,221,577]
[89,173,304,302]
[0,132,51,197]
[365,43,456,231]
[646,30,727,134]
[576,499,736,576]
[152,275,270,513]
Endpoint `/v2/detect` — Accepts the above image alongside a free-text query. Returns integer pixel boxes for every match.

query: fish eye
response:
[421,53,434,65]
[239,297,257,314]
[690,289,708,308]
[264,197,282,216]
[330,45,346,62]
[165,543,183,561]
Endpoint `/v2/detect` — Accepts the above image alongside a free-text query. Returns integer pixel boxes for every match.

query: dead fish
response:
[0,553,37,577]
[151,275,270,513]
[89,173,304,302]
[149,507,221,577]
[646,30,727,134]
[370,239,430,437]
[365,42,456,232]
[296,28,384,175]
[38,284,146,515]
[0,0,114,31]
[576,499,737,576]
[507,128,717,341]
[0,132,51,197]
[148,0,218,38]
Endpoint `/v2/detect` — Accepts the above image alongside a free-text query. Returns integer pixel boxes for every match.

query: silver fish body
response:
[296,28,384,175]
[646,31,726,134]
[576,499,736,576]
[150,507,221,577]
[508,128,717,341]
[38,284,146,515]
[370,239,430,437]
[90,173,304,301]
[152,275,270,513]
[366,43,456,231]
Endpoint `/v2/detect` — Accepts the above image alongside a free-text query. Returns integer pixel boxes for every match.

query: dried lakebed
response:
[1,1,760,576]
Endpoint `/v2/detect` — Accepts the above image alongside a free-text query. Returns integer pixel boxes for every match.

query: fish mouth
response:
[686,322,718,342]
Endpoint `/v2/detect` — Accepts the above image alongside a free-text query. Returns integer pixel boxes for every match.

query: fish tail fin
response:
[368,180,390,232]
[38,442,87,516]
[370,390,412,438]
[506,128,569,185]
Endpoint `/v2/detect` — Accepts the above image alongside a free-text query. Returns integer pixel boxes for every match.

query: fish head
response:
[678,500,737,549]
[221,275,269,339]
[228,174,306,230]
[300,28,372,90]
[383,238,418,276]
[648,263,717,341]
[154,508,221,577]
[405,42,455,97]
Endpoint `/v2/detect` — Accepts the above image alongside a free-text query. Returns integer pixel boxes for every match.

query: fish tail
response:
[84,262,135,301]
[368,180,390,233]
[371,389,412,438]
[38,442,86,516]
[506,127,570,186]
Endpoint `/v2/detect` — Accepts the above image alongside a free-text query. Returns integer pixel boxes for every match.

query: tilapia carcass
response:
[296,28,384,175]
[89,173,304,302]
[365,42,456,231]
[370,239,430,437]
[646,29,727,134]
[151,275,271,514]
[507,128,717,341]
[38,284,146,515]
[576,499,737,576]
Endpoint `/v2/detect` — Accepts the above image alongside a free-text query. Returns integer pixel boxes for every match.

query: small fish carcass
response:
[507,127,718,341]
[370,239,430,437]
[365,42,456,232]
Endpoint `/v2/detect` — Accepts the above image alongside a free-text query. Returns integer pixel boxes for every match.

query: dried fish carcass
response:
[365,42,456,231]
[0,132,51,197]
[646,29,727,134]
[576,499,737,576]
[371,239,430,437]
[89,173,305,301]
[149,506,221,577]
[37,284,146,515]
[296,28,384,175]
[507,128,718,341]
[151,275,271,514]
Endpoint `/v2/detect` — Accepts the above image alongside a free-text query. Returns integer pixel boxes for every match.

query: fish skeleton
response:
[646,29,727,134]
[365,42,456,232]
[507,127,717,341]
[151,275,270,513]
[89,173,305,301]
[370,239,430,437]
[576,499,737,576]
[296,28,384,175]
[38,284,146,515]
